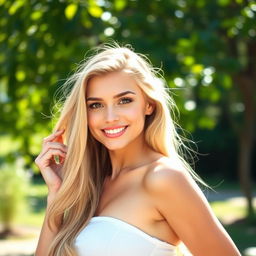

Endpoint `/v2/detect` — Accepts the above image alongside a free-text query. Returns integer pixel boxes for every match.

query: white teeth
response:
[104,127,126,134]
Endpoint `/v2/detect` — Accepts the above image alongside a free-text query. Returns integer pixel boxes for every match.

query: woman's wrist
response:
[47,192,58,206]
[45,193,63,231]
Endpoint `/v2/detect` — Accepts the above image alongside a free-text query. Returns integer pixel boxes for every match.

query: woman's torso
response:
[95,155,179,245]
[75,155,180,255]
[75,215,178,256]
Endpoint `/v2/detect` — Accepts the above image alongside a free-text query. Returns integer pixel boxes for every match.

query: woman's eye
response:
[88,98,132,109]
[120,97,133,104]
[88,102,102,109]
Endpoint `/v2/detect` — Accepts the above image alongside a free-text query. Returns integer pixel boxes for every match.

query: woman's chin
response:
[104,145,126,151]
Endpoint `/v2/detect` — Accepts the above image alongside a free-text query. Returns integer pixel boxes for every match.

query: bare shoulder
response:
[142,157,241,256]
[143,156,196,196]
[143,156,209,218]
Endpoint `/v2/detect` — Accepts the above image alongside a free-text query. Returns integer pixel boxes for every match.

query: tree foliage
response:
[0,0,255,213]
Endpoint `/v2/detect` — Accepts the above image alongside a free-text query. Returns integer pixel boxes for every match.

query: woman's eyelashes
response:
[88,97,133,110]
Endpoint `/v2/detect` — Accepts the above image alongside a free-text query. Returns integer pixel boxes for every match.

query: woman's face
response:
[86,71,154,151]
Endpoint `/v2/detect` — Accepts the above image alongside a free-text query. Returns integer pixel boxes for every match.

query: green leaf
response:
[15,70,26,82]
[114,0,127,11]
[26,25,38,36]
[30,11,43,21]
[65,4,78,20]
[218,0,230,6]
[209,90,221,102]
[88,5,103,18]
[191,64,204,74]
[17,98,28,111]
[184,56,195,66]
[82,19,92,28]
[8,0,24,15]
[196,0,206,8]
[222,74,232,89]
[0,33,7,43]
[198,116,216,129]
[177,38,190,48]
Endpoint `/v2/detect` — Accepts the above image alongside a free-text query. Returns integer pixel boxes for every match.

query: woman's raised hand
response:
[35,130,67,196]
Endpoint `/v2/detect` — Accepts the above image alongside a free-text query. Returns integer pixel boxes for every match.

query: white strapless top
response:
[74,216,177,256]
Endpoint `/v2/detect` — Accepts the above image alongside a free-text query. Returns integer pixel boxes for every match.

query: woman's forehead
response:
[86,71,143,97]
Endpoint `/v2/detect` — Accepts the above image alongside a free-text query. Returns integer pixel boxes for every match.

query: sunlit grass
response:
[211,200,247,222]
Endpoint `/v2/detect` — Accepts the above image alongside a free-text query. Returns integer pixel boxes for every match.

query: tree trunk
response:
[237,74,255,218]
[238,130,254,217]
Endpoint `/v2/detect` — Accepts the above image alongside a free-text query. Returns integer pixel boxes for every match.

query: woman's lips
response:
[102,126,128,138]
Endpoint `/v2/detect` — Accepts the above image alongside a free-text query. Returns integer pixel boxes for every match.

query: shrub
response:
[0,160,30,236]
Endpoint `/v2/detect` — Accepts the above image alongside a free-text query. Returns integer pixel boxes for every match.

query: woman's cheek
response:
[126,106,144,120]
[87,112,100,130]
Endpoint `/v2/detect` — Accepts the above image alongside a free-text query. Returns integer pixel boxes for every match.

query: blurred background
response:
[0,0,255,255]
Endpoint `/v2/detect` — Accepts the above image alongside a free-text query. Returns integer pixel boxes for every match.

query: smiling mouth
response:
[102,126,128,138]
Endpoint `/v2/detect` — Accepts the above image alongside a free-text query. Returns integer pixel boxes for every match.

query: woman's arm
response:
[34,130,67,256]
[144,167,241,256]
[35,194,62,256]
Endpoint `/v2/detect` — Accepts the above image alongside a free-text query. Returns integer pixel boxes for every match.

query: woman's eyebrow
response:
[86,90,136,101]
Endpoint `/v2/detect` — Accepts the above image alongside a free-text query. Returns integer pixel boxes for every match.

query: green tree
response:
[0,0,255,217]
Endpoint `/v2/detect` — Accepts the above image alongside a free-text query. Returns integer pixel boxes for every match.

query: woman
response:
[35,43,241,256]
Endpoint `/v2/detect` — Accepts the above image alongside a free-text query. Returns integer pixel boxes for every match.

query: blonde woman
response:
[35,43,241,256]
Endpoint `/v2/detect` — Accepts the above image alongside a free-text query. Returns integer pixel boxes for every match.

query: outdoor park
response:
[0,0,255,255]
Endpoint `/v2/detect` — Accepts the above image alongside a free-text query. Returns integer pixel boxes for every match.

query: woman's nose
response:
[105,106,119,122]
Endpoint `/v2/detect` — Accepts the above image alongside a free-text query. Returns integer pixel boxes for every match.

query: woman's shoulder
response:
[143,156,194,196]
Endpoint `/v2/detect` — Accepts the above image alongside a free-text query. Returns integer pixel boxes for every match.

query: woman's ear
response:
[145,102,155,116]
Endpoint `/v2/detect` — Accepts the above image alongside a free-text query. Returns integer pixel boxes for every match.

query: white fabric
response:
[75,216,177,256]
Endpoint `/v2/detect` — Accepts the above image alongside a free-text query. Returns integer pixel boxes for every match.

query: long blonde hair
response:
[47,42,206,255]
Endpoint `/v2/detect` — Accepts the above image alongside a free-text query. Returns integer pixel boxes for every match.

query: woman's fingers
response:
[40,130,67,163]
[40,141,67,156]
[43,149,67,164]
[54,132,64,144]
[35,130,67,193]
[42,129,65,145]
[35,148,67,169]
